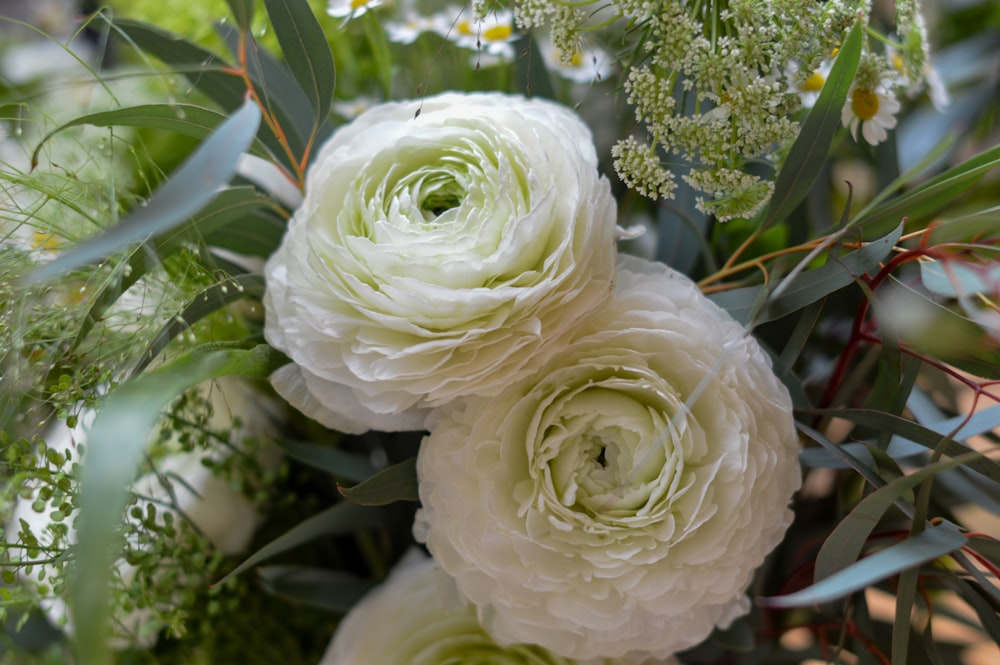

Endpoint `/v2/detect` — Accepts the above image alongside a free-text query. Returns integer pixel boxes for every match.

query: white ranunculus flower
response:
[264,91,618,434]
[320,549,679,665]
[415,255,801,661]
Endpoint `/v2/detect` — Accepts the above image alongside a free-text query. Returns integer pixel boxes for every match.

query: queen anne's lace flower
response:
[264,92,618,433]
[415,255,801,661]
[319,549,680,665]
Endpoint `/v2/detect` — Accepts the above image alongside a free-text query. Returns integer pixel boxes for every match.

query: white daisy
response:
[327,0,384,20]
[539,38,612,84]
[841,83,901,145]
[384,11,440,44]
[786,58,833,108]
[437,7,518,59]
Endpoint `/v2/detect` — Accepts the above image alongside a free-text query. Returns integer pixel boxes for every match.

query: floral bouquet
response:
[1,0,999,663]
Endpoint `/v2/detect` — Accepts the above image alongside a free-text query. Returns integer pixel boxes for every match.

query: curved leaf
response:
[276,439,376,482]
[759,20,862,228]
[27,99,261,284]
[711,223,903,324]
[262,0,335,138]
[762,522,967,608]
[70,344,283,665]
[813,454,977,583]
[338,457,418,506]
[257,565,375,612]
[225,0,256,29]
[220,501,383,584]
[31,104,271,167]
[130,274,266,377]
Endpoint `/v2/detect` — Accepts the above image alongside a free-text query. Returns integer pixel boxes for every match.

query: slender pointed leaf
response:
[111,19,296,171]
[813,408,1000,485]
[276,439,376,482]
[70,344,283,665]
[338,457,418,506]
[814,454,977,583]
[220,501,383,583]
[32,104,272,166]
[759,20,862,228]
[224,0,255,29]
[852,143,1000,232]
[219,24,331,154]
[762,522,967,608]
[257,565,375,612]
[711,223,902,324]
[262,0,335,135]
[27,100,261,284]
[130,274,266,376]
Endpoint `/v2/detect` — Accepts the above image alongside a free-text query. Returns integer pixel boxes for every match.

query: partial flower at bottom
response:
[415,255,802,661]
[318,549,678,665]
[264,91,618,434]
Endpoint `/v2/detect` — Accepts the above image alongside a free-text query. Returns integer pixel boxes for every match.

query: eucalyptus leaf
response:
[70,344,283,665]
[31,104,270,167]
[262,0,335,139]
[763,522,967,608]
[26,99,261,284]
[276,439,376,482]
[220,501,384,583]
[813,455,977,583]
[814,408,1000,485]
[758,20,862,228]
[130,274,266,376]
[852,143,1000,232]
[111,18,296,171]
[712,223,902,324]
[257,565,375,612]
[224,0,256,29]
[338,457,418,506]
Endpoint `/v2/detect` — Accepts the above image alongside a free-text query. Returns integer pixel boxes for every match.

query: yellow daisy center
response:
[891,52,904,72]
[457,21,512,42]
[851,88,879,121]
[553,48,584,67]
[802,71,825,92]
[350,0,369,9]
[31,231,60,250]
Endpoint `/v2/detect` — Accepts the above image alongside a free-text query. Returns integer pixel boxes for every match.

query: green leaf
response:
[69,186,275,351]
[276,439,376,482]
[513,33,556,100]
[852,143,1000,233]
[31,104,270,167]
[257,565,375,612]
[761,522,967,608]
[27,99,261,284]
[813,454,978,584]
[814,408,1000,485]
[218,24,328,157]
[70,344,282,665]
[130,274,266,377]
[338,457,419,506]
[220,501,383,583]
[711,223,903,324]
[225,0,256,29]
[110,19,297,172]
[262,0,335,140]
[758,20,862,229]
